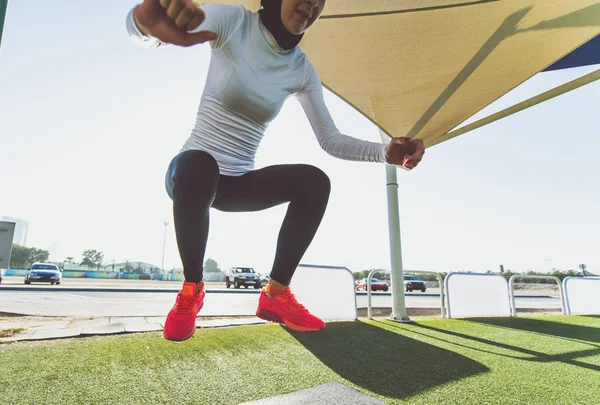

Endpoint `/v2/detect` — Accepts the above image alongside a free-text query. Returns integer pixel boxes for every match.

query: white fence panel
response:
[564,277,600,315]
[290,264,357,321]
[446,273,511,318]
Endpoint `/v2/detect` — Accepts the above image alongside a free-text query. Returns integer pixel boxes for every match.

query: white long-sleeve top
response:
[126,3,387,176]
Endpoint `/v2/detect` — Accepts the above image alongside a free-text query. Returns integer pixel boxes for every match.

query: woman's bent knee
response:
[295,165,331,203]
[304,165,331,197]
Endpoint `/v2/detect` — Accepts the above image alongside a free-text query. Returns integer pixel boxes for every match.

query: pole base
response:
[387,315,415,324]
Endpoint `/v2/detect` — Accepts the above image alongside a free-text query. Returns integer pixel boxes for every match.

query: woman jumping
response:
[127,0,425,341]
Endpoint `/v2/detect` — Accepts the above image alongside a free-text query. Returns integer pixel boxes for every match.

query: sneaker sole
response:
[256,308,324,333]
[163,329,195,342]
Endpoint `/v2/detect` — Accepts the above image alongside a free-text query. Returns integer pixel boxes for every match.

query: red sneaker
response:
[256,288,325,332]
[163,281,205,341]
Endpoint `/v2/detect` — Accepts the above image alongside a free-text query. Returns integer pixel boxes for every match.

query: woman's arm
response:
[126,0,244,49]
[127,6,167,49]
[296,64,388,163]
[296,62,425,168]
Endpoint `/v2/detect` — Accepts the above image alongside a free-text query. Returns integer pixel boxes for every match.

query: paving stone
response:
[197,319,234,328]
[197,317,267,329]
[0,317,73,331]
[109,317,148,325]
[124,322,163,333]
[20,328,82,341]
[240,382,386,405]
[81,323,126,336]
[1,316,268,341]
[29,321,71,330]
[69,318,110,329]
[145,316,165,324]
[227,318,268,326]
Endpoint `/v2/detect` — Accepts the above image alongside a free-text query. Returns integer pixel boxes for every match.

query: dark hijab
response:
[259,0,304,50]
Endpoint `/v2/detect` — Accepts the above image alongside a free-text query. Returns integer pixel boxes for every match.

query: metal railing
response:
[508,274,565,316]
[366,269,445,319]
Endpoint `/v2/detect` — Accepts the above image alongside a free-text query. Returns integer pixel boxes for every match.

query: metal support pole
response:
[0,0,8,51]
[380,130,411,322]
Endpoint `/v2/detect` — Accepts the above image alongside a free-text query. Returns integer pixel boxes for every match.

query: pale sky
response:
[1,0,598,275]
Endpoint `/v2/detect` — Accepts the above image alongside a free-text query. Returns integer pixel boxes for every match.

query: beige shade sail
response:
[205,0,600,147]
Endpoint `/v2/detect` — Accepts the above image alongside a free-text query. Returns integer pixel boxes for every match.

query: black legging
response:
[165,150,331,285]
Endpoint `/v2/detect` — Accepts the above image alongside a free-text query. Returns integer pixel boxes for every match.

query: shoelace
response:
[175,293,198,314]
[280,291,307,313]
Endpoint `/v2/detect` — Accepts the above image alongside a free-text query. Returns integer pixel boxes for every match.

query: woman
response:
[127,0,425,341]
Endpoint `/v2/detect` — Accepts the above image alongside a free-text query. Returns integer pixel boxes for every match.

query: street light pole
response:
[161,221,168,280]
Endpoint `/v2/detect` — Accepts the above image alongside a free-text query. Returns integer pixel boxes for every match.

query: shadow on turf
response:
[286,321,489,400]
[407,321,600,372]
[467,317,600,346]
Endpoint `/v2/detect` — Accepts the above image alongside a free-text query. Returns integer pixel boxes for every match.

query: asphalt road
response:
[0,276,223,289]
[0,277,561,318]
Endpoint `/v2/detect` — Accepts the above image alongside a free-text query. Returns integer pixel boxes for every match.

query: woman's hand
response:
[384,137,425,170]
[134,0,217,47]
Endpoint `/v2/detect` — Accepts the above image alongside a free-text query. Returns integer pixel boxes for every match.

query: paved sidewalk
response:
[0,315,267,343]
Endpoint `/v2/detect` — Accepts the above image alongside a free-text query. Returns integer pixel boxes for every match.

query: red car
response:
[356,278,389,292]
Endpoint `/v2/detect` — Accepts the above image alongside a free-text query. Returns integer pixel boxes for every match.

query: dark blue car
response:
[24,263,62,285]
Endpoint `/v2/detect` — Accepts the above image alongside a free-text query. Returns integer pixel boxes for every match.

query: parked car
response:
[25,263,62,285]
[0,268,3,284]
[356,278,389,292]
[404,275,426,292]
[225,267,261,289]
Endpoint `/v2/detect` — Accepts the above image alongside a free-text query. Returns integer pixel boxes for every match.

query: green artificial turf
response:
[0,316,599,404]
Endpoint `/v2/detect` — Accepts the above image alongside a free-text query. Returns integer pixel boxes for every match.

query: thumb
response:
[185,30,218,46]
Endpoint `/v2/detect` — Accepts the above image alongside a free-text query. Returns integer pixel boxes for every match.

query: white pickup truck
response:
[225,267,261,289]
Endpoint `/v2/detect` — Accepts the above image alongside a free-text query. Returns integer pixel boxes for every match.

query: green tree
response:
[9,245,29,268]
[81,249,104,270]
[30,248,50,265]
[497,269,582,283]
[372,271,388,280]
[204,258,221,273]
[9,245,49,269]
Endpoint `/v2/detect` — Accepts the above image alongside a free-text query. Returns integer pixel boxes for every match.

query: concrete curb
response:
[0,316,269,343]
[1,286,556,299]
[0,286,262,294]
[354,291,555,299]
